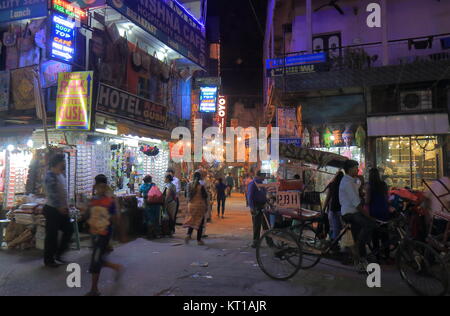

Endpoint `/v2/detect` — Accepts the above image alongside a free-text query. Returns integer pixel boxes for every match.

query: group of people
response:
[326,160,393,270]
[43,154,123,296]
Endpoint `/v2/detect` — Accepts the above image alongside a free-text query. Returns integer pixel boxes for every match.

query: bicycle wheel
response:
[256,229,303,281]
[298,224,322,269]
[397,240,449,296]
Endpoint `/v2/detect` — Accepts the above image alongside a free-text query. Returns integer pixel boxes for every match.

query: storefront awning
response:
[367,113,450,137]
[280,143,348,168]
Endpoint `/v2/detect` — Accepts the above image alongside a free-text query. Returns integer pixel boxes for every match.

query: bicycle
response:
[256,202,449,296]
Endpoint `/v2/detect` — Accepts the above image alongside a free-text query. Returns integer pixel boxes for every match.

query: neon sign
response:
[52,0,87,21]
[50,14,76,63]
[199,86,218,113]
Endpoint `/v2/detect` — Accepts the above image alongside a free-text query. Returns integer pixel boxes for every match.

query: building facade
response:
[264,0,450,189]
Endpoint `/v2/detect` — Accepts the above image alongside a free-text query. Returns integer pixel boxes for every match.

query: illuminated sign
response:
[217,96,227,134]
[56,71,93,130]
[199,86,218,113]
[266,52,327,70]
[0,0,48,23]
[52,0,87,21]
[50,14,76,63]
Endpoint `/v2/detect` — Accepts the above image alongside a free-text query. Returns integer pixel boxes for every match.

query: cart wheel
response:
[397,240,449,296]
[298,224,322,269]
[256,229,302,281]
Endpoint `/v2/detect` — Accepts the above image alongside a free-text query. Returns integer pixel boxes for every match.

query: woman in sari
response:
[164,174,177,235]
[184,172,208,245]
[139,175,160,238]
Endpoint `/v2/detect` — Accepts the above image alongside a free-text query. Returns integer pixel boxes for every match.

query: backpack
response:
[148,185,164,204]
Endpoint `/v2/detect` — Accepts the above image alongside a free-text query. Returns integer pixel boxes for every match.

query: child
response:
[85,183,123,296]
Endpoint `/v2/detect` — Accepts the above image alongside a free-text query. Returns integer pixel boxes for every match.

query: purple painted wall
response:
[290,0,450,66]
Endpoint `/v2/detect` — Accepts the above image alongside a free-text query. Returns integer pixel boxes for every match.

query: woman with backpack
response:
[139,175,161,238]
[184,172,208,246]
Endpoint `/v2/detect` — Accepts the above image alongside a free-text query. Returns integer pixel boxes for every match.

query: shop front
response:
[368,113,450,190]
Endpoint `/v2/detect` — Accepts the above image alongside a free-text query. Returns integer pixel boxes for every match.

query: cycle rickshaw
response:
[255,144,449,296]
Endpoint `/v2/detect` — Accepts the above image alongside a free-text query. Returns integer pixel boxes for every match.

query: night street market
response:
[0,0,449,303]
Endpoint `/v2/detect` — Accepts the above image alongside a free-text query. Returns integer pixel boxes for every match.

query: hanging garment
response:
[302,127,310,148]
[342,126,353,147]
[323,128,332,148]
[355,126,366,148]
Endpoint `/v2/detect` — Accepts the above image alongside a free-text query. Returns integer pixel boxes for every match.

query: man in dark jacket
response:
[247,172,269,248]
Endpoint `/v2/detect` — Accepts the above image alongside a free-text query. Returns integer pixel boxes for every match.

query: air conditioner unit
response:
[400,90,433,111]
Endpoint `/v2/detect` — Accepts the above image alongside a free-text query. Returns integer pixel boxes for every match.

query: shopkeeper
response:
[43,154,74,268]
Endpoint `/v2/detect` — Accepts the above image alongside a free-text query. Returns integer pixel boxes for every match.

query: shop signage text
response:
[96,83,167,129]
[199,86,218,113]
[0,0,48,23]
[280,138,302,147]
[56,71,93,130]
[107,0,206,68]
[50,14,77,63]
[266,52,328,77]
[52,0,87,22]
[216,96,227,135]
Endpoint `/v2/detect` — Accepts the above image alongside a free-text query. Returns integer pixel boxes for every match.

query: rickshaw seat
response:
[275,208,321,221]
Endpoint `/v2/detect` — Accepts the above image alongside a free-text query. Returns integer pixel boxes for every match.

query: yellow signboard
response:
[56,71,93,130]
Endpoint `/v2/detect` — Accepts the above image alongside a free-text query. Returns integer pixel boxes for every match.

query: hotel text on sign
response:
[56,71,93,130]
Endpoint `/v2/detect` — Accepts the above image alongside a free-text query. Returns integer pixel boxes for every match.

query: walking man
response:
[247,172,269,248]
[216,178,227,218]
[226,173,235,197]
[167,169,181,229]
[43,154,74,268]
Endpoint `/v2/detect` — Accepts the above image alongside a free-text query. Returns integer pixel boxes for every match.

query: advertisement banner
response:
[96,83,168,129]
[56,71,93,130]
[0,71,10,111]
[106,0,206,69]
[49,14,77,64]
[278,107,300,138]
[0,0,48,23]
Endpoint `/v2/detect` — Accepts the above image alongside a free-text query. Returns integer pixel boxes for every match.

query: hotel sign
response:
[266,52,328,77]
[56,71,93,131]
[96,83,168,129]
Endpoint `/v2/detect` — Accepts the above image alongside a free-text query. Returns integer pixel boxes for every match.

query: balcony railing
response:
[283,33,450,71]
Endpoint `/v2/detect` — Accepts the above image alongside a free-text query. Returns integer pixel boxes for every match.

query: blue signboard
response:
[50,14,77,64]
[280,138,302,147]
[106,0,207,69]
[266,52,327,70]
[199,86,218,113]
[0,0,48,23]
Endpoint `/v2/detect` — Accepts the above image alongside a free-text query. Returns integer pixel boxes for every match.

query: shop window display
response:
[376,136,442,190]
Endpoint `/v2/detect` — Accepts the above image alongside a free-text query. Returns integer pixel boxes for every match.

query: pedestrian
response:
[166,169,181,229]
[43,154,74,268]
[339,160,377,272]
[247,171,269,248]
[184,172,208,246]
[244,173,253,207]
[139,175,160,238]
[226,173,234,196]
[365,168,391,262]
[216,178,227,218]
[324,171,344,242]
[85,183,123,296]
[163,174,177,235]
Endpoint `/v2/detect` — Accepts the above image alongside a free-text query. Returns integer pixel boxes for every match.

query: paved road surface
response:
[0,194,415,296]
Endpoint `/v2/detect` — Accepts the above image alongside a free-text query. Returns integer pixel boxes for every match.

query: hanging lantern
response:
[302,127,310,147]
[323,128,332,148]
[333,129,343,146]
[342,126,354,147]
[311,128,320,148]
[355,126,366,148]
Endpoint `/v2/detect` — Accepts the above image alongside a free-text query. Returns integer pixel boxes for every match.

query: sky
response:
[207,0,268,100]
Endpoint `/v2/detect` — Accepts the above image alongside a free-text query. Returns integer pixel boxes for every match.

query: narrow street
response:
[0,194,414,296]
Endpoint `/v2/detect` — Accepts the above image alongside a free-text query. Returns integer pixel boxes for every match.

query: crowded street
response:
[0,193,414,296]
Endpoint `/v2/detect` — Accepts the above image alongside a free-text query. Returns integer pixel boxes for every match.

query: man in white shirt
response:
[339,160,377,268]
